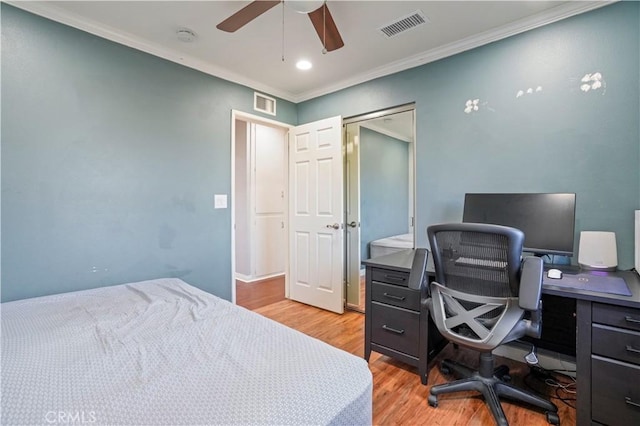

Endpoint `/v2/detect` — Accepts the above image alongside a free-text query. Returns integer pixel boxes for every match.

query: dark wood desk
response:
[540,267,640,426]
[366,249,640,425]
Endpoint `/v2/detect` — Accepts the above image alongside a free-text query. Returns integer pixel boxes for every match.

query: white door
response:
[289,116,344,314]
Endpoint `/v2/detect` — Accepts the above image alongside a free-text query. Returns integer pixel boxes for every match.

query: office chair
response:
[425,223,559,426]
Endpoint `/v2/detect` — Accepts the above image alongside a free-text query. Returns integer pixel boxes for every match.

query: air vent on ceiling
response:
[379,10,429,38]
[254,92,276,116]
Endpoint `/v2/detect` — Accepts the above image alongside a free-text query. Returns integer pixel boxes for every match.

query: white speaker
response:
[578,231,617,271]
[635,210,640,273]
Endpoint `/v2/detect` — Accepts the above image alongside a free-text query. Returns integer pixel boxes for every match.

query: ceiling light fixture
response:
[288,1,324,14]
[176,28,197,43]
[296,60,313,70]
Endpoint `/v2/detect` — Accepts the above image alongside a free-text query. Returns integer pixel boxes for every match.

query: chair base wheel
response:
[439,364,451,375]
[428,394,438,407]
[546,411,560,425]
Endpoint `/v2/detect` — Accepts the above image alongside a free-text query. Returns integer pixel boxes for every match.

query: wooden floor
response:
[254,299,576,426]
[346,274,367,312]
[236,275,285,310]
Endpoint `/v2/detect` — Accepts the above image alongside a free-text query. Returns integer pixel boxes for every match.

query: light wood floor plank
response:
[236,275,285,310]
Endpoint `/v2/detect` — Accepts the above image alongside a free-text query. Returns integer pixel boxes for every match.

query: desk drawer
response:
[592,356,640,426]
[593,303,640,332]
[371,269,409,287]
[371,281,420,311]
[592,324,640,365]
[371,302,419,357]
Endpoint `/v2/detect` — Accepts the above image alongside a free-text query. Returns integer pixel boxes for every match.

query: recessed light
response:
[296,60,312,71]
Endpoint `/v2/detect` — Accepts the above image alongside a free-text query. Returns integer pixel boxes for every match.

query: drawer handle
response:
[385,274,406,282]
[383,292,406,301]
[625,345,640,355]
[625,315,640,324]
[382,325,405,335]
[625,397,640,408]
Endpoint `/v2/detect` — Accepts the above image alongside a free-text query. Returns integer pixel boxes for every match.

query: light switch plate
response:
[214,194,227,209]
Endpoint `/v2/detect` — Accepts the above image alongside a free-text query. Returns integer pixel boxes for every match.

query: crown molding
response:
[5,0,299,103]
[293,1,616,102]
[6,0,615,105]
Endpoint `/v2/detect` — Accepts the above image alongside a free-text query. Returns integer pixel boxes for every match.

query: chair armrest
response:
[408,248,428,291]
[519,256,543,311]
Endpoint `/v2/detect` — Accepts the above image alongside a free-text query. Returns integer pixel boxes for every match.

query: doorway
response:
[231,111,344,314]
[231,111,291,307]
[343,104,417,312]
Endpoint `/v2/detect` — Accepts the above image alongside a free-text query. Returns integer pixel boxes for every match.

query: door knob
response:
[326,223,340,229]
[348,221,358,228]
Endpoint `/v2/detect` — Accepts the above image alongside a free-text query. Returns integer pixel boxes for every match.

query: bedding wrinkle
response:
[158,282,214,321]
[124,284,154,304]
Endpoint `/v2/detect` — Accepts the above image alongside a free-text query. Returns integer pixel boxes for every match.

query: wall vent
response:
[379,10,429,38]
[254,92,276,116]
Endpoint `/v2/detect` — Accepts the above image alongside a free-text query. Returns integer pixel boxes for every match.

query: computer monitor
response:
[462,193,576,257]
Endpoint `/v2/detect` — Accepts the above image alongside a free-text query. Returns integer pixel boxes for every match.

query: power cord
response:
[525,364,577,409]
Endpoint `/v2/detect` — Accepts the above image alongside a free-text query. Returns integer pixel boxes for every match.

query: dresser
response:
[363,249,446,385]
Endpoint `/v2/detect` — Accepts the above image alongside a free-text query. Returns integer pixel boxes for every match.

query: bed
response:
[1,278,372,425]
[369,233,414,259]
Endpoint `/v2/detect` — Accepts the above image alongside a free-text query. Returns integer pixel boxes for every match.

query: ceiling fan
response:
[216,1,344,52]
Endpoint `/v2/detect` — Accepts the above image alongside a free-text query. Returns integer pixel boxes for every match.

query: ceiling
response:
[10,1,611,103]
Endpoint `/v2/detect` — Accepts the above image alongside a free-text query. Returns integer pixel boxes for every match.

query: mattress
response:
[1,278,372,425]
[370,233,414,259]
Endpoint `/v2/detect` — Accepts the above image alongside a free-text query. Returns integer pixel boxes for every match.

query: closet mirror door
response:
[344,106,416,312]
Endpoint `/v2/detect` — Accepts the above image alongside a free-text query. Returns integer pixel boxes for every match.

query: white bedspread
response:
[1,278,372,425]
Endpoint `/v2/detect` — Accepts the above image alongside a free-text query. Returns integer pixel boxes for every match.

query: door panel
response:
[254,216,285,277]
[289,116,343,313]
[254,124,285,214]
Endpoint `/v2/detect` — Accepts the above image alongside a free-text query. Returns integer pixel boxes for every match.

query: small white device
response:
[547,269,563,280]
[578,231,617,271]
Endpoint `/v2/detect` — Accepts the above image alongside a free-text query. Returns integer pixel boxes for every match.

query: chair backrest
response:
[426,223,528,350]
[428,223,524,298]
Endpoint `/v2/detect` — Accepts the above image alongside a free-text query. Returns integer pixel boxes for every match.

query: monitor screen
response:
[462,193,576,256]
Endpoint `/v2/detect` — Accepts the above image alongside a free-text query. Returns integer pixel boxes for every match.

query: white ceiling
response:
[10,1,612,103]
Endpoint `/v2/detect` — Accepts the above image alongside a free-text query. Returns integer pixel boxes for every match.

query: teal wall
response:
[299,1,640,270]
[2,2,639,302]
[0,4,296,302]
[360,128,409,259]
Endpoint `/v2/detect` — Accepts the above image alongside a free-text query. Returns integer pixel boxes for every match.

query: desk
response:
[366,249,640,426]
[541,267,640,426]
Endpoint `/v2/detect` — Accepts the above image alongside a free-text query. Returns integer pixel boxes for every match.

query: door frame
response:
[230,110,293,304]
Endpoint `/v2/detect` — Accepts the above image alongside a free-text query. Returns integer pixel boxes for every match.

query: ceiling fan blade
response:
[217,1,281,33]
[308,3,344,52]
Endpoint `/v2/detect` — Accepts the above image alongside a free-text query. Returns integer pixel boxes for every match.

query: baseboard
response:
[235,272,284,283]
[494,341,576,378]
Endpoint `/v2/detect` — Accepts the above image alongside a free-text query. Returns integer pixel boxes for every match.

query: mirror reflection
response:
[344,107,416,312]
